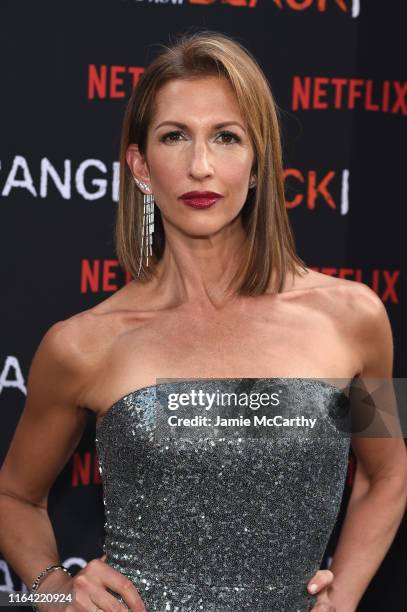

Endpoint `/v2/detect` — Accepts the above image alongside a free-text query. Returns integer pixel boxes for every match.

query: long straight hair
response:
[116,30,307,295]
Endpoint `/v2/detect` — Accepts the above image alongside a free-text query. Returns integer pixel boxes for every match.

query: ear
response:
[126,143,151,194]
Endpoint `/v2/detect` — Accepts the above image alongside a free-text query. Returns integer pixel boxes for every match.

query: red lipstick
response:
[179,191,223,209]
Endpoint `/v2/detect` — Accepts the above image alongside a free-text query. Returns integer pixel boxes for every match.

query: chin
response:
[181,216,236,236]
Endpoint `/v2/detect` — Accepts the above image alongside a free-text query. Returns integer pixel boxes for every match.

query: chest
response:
[88,297,357,417]
[136,309,334,370]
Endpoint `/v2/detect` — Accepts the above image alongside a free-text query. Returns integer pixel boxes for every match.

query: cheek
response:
[148,154,177,188]
[222,158,252,188]
[220,146,253,171]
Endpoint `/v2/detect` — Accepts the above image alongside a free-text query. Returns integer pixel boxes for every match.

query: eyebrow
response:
[154,120,247,133]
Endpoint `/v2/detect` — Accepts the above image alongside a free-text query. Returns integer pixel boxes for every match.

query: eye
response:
[160,130,185,144]
[216,131,241,145]
[159,129,241,145]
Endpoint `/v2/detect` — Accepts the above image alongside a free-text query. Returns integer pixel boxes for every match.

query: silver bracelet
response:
[30,564,72,611]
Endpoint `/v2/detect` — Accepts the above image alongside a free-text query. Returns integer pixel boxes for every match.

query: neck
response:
[150,216,250,310]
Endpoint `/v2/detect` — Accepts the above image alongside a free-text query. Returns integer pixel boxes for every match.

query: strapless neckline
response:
[96,377,350,432]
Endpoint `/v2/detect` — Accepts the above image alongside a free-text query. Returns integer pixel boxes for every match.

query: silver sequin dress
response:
[95,377,351,612]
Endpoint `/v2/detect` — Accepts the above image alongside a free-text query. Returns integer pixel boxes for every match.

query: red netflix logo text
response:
[88,65,145,100]
[293,77,407,115]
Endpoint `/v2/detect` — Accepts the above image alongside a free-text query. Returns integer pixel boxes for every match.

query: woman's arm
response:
[327,286,407,611]
[0,317,147,612]
[0,319,90,589]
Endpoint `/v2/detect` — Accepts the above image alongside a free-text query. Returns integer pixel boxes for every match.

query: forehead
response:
[151,76,245,125]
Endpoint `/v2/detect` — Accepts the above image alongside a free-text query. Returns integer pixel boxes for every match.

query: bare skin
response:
[0,75,405,612]
[83,268,360,427]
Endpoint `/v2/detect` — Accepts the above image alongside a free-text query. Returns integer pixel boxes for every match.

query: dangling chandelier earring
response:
[133,176,155,276]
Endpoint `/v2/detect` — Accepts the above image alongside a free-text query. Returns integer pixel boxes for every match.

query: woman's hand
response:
[307,569,337,612]
[37,554,146,612]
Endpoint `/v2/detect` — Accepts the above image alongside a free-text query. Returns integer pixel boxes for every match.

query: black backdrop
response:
[1,1,406,610]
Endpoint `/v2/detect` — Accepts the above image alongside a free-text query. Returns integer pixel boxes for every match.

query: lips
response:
[179,191,223,209]
[180,191,223,199]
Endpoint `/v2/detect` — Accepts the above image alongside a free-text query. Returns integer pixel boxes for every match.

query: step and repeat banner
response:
[1,1,405,610]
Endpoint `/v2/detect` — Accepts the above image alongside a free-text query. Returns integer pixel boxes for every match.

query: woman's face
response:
[127,75,255,237]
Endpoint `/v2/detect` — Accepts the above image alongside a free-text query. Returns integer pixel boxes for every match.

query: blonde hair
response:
[116,30,307,295]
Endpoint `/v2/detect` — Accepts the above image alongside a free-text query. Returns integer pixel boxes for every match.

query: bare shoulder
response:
[41,282,150,402]
[33,312,102,406]
[43,304,110,359]
[290,266,385,328]
[293,268,382,312]
[297,269,392,375]
[46,281,141,354]
[333,278,394,377]
[307,270,389,329]
[38,302,127,406]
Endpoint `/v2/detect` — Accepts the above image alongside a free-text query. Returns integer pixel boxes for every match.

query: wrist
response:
[327,585,358,612]
[33,568,73,612]
[35,568,73,594]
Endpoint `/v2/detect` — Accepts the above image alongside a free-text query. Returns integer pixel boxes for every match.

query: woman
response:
[0,31,406,612]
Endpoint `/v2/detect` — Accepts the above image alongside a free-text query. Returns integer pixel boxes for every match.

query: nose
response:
[187,139,214,181]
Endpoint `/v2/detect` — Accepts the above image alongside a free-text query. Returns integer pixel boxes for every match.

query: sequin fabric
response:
[95,378,351,612]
